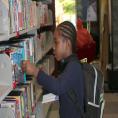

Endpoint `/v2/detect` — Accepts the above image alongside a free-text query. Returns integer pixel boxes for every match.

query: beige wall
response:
[99,0,110,81]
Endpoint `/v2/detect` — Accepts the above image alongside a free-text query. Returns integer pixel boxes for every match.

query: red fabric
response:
[76,18,94,49]
[76,18,96,62]
[77,41,96,62]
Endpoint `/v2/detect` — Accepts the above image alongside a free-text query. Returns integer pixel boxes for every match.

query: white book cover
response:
[0,107,15,118]
[1,100,16,117]
[9,0,15,33]
[42,93,59,104]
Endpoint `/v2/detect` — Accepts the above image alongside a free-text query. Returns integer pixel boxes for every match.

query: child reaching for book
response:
[21,21,84,118]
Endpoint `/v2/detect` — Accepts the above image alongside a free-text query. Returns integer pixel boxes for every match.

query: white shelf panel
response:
[0,34,9,41]
[0,85,12,103]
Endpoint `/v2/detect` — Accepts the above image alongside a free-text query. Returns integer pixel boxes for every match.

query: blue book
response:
[10,41,27,83]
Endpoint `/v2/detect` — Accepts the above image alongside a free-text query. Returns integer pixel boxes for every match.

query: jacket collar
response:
[58,54,78,74]
[61,54,78,64]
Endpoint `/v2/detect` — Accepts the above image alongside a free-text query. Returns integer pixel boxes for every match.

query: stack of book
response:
[10,37,35,84]
[0,80,35,118]
[37,2,53,26]
[9,0,38,34]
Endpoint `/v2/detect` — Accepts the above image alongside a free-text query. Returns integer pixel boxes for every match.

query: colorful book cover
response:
[10,41,27,84]
[16,82,32,113]
[17,83,32,113]
[26,80,34,112]
[13,0,19,32]
[14,87,28,117]
[7,91,23,118]
[17,0,23,31]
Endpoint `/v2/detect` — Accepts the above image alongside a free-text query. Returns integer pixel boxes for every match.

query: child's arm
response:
[37,62,82,95]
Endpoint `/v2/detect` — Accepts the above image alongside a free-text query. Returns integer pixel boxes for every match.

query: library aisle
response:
[47,102,59,118]
[103,93,118,118]
[45,92,118,118]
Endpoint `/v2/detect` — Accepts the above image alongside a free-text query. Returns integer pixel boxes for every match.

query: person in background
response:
[21,21,84,118]
[76,18,96,62]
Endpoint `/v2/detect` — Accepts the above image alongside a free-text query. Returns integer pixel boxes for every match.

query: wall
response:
[99,0,109,81]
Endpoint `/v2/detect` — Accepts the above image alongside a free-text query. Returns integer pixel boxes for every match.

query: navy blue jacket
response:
[37,54,84,118]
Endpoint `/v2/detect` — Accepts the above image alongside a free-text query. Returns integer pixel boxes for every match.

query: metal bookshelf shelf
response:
[0,86,12,103]
[0,26,40,42]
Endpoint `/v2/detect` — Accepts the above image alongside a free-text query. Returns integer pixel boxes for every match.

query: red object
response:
[76,18,96,62]
[16,31,20,38]
[76,18,94,48]
[12,81,17,89]
[77,41,96,62]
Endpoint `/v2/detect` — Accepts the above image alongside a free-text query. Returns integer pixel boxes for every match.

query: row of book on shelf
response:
[0,0,53,38]
[0,30,55,117]
[0,80,34,118]
[0,30,54,87]
[0,0,55,117]
[0,54,55,118]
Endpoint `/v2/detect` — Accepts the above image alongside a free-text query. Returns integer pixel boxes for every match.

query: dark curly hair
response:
[56,21,77,53]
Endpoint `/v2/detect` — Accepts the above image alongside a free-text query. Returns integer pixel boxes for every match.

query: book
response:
[29,37,35,63]
[17,0,23,31]
[42,93,59,104]
[10,38,34,83]
[0,107,16,118]
[10,41,27,84]
[14,86,28,117]
[7,91,23,118]
[26,80,35,112]
[16,82,32,113]
[1,99,17,118]
[0,0,10,36]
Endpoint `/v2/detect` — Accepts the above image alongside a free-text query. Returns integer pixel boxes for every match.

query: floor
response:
[103,93,118,118]
[47,101,59,118]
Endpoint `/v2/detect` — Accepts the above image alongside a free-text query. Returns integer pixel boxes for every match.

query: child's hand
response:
[21,60,39,78]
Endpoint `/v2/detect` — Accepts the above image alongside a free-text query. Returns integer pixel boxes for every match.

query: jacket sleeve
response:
[37,62,82,95]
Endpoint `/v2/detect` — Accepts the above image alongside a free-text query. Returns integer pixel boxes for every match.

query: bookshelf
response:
[0,54,13,103]
[0,0,55,117]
